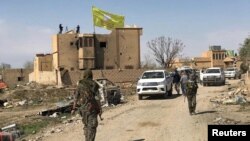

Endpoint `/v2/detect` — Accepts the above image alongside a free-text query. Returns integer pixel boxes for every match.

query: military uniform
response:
[186,74,198,115]
[72,69,101,141]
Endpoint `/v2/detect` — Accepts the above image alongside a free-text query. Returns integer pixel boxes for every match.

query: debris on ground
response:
[0,80,130,140]
[0,81,8,93]
[38,101,73,116]
[212,117,241,125]
[0,99,7,107]
[210,84,250,105]
[1,123,21,140]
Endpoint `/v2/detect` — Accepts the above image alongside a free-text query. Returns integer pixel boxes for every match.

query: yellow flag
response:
[92,6,124,30]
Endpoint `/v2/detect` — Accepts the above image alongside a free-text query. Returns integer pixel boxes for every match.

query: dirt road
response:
[42,80,246,141]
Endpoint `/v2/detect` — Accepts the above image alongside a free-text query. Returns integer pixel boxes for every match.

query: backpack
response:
[173,72,181,83]
[77,79,100,114]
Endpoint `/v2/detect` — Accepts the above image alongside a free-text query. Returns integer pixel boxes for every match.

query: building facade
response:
[173,46,241,69]
[30,27,143,85]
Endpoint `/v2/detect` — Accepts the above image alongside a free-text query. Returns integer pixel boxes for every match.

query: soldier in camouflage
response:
[186,72,198,115]
[71,69,102,141]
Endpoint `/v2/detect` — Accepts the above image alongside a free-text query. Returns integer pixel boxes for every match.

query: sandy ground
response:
[38,79,250,141]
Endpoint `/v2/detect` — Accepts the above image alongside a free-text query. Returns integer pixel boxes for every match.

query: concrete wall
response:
[104,30,119,69]
[118,28,141,69]
[193,61,211,69]
[95,34,108,69]
[53,34,79,71]
[64,69,148,86]
[52,35,59,70]
[100,28,142,70]
[210,50,226,68]
[1,69,33,88]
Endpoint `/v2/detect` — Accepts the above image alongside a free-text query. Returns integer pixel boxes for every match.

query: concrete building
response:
[30,27,143,85]
[1,69,33,88]
[173,45,242,69]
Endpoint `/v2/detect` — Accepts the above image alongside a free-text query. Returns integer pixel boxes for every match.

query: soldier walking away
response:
[180,71,188,96]
[173,68,181,95]
[71,69,102,141]
[186,73,198,115]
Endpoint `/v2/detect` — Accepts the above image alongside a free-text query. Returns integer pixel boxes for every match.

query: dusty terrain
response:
[37,79,250,141]
[1,79,250,141]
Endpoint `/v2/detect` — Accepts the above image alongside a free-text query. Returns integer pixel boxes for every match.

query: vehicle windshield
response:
[226,68,235,71]
[206,69,220,73]
[141,72,164,79]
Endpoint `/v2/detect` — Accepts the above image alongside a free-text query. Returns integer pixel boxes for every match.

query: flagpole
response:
[92,6,96,70]
[92,6,96,34]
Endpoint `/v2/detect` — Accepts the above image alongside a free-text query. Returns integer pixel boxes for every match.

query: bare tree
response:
[23,61,34,69]
[141,54,157,69]
[182,57,191,66]
[147,36,184,68]
[0,63,11,70]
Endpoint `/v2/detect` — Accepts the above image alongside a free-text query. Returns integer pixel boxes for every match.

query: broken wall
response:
[31,71,57,85]
[64,69,147,86]
[2,69,33,88]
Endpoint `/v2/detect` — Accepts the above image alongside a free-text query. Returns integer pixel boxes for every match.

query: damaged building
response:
[29,27,143,85]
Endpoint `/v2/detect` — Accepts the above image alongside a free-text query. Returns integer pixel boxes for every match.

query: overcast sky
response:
[1,0,250,68]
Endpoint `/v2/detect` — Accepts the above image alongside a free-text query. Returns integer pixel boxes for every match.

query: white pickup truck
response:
[224,67,241,79]
[136,70,173,100]
[201,67,225,86]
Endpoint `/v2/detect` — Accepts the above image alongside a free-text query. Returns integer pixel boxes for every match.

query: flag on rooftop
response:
[92,6,124,30]
[226,50,235,57]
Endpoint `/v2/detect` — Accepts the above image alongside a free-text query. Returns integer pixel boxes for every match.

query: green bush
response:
[240,62,249,74]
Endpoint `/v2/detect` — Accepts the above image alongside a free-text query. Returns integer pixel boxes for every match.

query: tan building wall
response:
[30,54,54,84]
[51,28,142,70]
[29,71,57,85]
[172,58,192,68]
[52,33,79,71]
[174,50,227,69]
[78,34,95,69]
[95,34,108,69]
[31,27,143,85]
[192,57,211,69]
[117,28,142,69]
[52,35,59,70]
[104,30,119,69]
[2,69,33,88]
[202,50,226,68]
[35,54,53,71]
[63,69,147,86]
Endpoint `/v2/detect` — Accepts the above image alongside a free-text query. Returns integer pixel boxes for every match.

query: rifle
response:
[184,94,187,103]
[73,103,104,121]
[99,111,104,120]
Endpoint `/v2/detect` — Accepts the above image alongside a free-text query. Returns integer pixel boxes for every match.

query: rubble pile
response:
[24,115,82,141]
[210,85,250,105]
[212,117,241,125]
[0,79,126,140]
[0,82,72,109]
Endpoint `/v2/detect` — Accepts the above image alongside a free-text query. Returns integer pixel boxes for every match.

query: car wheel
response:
[138,95,142,100]
[221,81,225,86]
[163,93,168,99]
[167,85,172,96]
[202,82,206,86]
[239,75,241,79]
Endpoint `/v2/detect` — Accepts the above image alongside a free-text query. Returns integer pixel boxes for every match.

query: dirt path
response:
[42,82,230,141]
